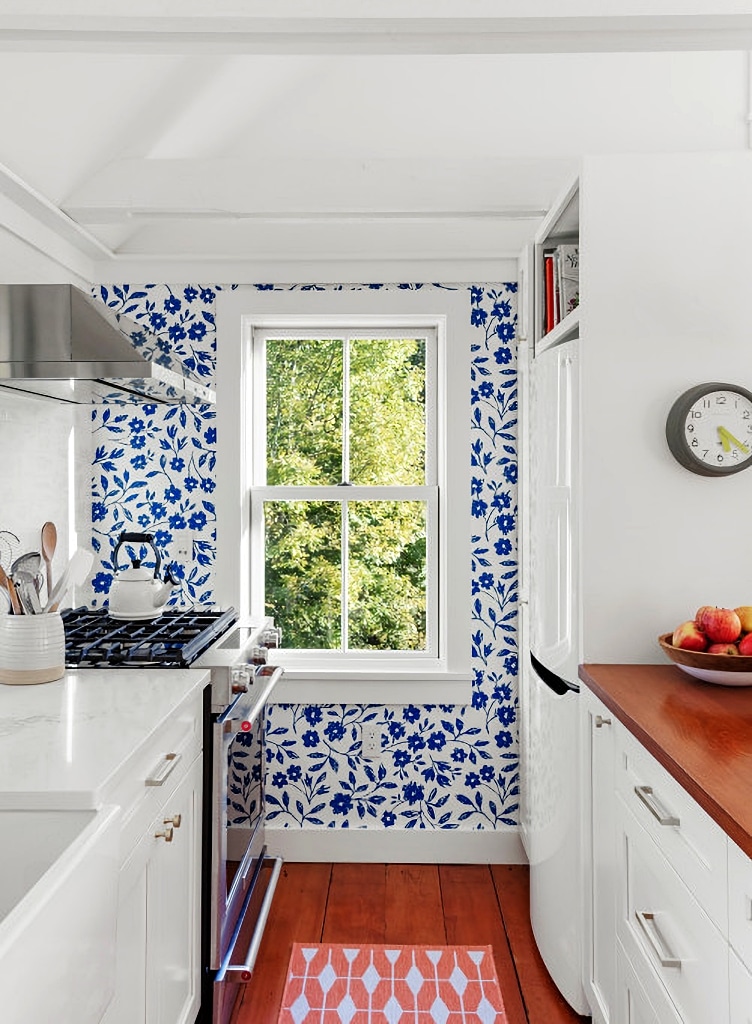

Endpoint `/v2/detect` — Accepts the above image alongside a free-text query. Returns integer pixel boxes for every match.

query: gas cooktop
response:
[62,606,238,668]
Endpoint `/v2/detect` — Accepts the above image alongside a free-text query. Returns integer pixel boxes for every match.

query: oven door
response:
[211,666,283,1024]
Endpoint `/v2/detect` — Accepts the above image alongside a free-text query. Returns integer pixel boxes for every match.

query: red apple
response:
[739,633,752,656]
[695,605,716,626]
[672,620,708,651]
[707,643,739,655]
[735,607,752,632]
[700,607,742,643]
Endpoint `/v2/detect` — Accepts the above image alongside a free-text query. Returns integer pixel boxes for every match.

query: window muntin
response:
[252,327,437,658]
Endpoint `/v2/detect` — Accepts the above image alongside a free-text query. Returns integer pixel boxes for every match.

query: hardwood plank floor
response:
[231,863,589,1024]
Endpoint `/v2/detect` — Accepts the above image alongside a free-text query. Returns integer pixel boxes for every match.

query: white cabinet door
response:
[582,688,616,1024]
[147,753,203,1024]
[730,950,752,1024]
[528,337,579,681]
[102,853,149,1024]
[616,941,682,1024]
[104,752,203,1024]
[617,798,729,1024]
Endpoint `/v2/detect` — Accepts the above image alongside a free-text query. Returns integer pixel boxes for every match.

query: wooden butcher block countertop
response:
[579,662,752,860]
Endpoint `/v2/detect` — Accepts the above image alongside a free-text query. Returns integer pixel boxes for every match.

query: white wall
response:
[580,151,752,662]
[0,389,82,588]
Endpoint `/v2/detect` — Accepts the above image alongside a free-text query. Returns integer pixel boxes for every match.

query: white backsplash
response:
[0,388,90,602]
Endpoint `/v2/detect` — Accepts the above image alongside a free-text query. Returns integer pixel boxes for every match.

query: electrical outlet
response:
[361,724,382,760]
[172,530,193,564]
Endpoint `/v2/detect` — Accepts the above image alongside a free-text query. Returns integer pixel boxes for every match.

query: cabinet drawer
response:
[729,840,752,971]
[616,939,683,1024]
[730,949,752,1024]
[107,688,202,862]
[617,798,729,1024]
[615,721,727,929]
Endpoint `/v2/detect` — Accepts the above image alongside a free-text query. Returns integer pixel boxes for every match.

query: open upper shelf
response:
[534,176,580,354]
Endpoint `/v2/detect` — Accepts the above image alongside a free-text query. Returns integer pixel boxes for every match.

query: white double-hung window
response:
[250,322,438,666]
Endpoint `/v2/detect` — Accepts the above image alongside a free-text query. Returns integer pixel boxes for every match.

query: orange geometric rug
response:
[277,942,508,1023]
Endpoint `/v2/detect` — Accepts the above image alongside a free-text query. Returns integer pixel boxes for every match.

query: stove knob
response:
[231,665,251,693]
[249,645,268,665]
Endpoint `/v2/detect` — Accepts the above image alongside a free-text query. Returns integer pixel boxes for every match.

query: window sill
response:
[267,661,472,705]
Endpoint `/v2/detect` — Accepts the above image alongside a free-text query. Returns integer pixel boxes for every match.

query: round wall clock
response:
[666,382,752,476]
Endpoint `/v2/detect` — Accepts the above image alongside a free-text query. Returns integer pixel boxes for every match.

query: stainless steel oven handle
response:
[216,665,284,728]
[217,855,284,984]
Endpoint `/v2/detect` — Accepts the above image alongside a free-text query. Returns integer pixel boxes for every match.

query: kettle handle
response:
[112,532,162,578]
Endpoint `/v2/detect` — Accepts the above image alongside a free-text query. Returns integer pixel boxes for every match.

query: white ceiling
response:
[0,5,750,283]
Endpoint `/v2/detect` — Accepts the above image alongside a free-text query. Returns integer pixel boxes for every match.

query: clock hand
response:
[718,425,750,454]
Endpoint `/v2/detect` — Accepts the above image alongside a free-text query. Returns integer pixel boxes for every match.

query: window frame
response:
[250,319,439,663]
[214,289,472,704]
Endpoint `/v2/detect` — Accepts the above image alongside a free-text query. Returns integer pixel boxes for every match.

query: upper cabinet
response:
[534,177,580,355]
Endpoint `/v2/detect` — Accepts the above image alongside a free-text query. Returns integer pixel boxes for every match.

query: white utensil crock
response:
[0,612,65,685]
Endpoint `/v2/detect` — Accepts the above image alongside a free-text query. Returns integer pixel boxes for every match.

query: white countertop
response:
[0,668,209,810]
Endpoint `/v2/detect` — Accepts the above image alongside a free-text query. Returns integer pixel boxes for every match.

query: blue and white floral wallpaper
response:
[89,282,519,833]
[89,284,224,605]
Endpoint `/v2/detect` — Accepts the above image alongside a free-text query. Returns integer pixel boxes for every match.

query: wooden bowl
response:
[658,633,752,686]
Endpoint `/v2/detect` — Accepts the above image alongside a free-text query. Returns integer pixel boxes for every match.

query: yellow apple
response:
[735,607,752,632]
[672,620,708,651]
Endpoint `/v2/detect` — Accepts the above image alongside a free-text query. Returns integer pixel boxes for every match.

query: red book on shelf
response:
[544,254,555,334]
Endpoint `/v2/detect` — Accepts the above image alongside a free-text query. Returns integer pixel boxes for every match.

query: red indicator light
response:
[241,720,251,732]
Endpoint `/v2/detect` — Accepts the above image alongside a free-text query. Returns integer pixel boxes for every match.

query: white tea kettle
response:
[108,532,177,621]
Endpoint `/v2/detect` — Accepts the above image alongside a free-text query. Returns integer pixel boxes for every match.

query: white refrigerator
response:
[519,334,588,1014]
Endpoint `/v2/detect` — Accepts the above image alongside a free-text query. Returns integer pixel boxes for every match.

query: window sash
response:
[252,327,437,488]
[250,486,439,657]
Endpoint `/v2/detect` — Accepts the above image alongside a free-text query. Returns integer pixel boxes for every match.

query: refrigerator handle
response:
[529,651,580,696]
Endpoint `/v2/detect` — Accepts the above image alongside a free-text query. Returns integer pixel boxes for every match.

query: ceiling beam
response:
[1,15,752,54]
[0,162,115,262]
[62,157,574,224]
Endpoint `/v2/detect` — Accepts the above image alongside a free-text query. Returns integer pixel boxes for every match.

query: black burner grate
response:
[62,606,238,668]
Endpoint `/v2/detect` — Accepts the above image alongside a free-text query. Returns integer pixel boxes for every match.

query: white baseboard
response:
[263,826,527,864]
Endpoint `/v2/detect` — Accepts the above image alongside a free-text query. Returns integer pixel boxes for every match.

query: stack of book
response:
[542,243,579,335]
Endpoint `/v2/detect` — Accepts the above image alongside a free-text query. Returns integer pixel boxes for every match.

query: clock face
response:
[666,383,752,476]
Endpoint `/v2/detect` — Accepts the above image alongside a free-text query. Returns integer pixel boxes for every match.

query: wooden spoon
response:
[0,564,23,614]
[41,521,57,602]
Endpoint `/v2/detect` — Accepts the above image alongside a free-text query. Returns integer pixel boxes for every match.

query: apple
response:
[695,605,716,626]
[739,633,752,656]
[672,620,708,651]
[700,607,742,643]
[707,643,739,655]
[735,607,752,632]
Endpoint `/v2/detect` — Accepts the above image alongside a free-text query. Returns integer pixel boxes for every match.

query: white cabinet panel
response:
[730,950,752,1024]
[616,940,683,1024]
[104,753,202,1024]
[615,721,727,931]
[101,681,204,1024]
[617,798,728,1024]
[528,338,578,676]
[147,754,202,1024]
[581,687,616,1024]
[729,839,752,972]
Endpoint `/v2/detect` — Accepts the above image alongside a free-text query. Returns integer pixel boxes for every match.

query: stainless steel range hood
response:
[0,284,215,405]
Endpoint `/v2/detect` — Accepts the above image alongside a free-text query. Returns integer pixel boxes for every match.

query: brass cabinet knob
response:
[154,826,174,843]
[163,814,182,828]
